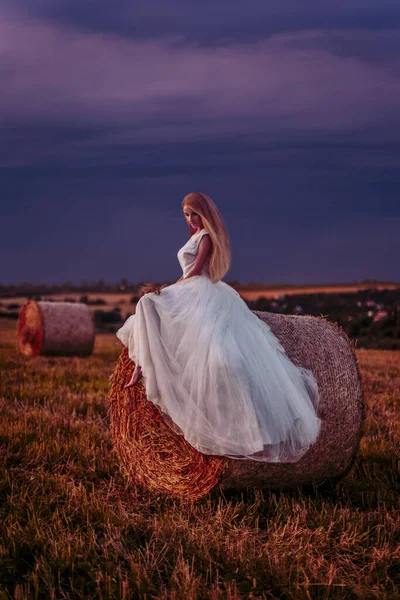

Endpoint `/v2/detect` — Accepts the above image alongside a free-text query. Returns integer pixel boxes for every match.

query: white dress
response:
[116,228,321,462]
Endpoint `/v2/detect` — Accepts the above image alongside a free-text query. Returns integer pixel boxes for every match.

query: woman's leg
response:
[124,363,143,388]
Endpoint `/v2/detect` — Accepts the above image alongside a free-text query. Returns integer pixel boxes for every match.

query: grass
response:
[0,319,399,599]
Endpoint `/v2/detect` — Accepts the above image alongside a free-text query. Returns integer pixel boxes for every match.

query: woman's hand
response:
[139,282,168,297]
[155,284,169,295]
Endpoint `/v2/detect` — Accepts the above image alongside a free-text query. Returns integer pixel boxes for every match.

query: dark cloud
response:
[1,17,400,155]
[3,0,400,44]
[2,146,400,284]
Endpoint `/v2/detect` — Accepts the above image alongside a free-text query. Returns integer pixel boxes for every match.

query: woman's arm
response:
[183,235,212,280]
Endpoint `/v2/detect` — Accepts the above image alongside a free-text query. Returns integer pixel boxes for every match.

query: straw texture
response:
[109,311,364,499]
[17,300,95,357]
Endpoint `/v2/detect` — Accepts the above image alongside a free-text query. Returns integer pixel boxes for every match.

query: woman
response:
[116,192,321,462]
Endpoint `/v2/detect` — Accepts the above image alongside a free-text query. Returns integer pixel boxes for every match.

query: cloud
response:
[1,15,400,166]
[3,0,400,44]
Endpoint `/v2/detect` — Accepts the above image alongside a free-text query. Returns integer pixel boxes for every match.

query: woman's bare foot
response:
[124,365,143,388]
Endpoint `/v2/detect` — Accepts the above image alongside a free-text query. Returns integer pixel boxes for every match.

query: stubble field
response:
[0,319,399,599]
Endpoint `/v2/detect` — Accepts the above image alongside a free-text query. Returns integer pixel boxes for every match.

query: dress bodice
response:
[177,228,210,277]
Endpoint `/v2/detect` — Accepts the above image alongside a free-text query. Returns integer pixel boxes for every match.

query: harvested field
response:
[0,318,399,599]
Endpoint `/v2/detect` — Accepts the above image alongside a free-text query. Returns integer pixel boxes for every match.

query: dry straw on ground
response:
[17,300,95,357]
[109,311,365,500]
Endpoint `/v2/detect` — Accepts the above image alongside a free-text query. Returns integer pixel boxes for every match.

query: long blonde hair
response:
[182,192,231,283]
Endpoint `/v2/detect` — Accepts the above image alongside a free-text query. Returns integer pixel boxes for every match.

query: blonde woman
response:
[116,192,321,462]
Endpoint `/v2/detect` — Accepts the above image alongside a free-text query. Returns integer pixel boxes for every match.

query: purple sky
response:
[1,1,400,285]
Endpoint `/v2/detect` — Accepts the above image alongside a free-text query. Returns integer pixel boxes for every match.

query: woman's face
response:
[183,205,203,231]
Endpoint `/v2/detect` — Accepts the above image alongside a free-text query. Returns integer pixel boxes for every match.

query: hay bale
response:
[17,300,95,357]
[109,311,364,499]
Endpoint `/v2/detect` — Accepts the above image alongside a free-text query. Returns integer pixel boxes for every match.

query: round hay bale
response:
[17,300,95,357]
[109,311,365,499]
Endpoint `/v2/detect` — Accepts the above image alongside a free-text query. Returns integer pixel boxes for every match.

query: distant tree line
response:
[246,287,400,350]
[0,278,396,298]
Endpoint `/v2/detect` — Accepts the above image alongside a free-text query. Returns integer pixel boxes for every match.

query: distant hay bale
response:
[17,300,95,357]
[109,311,365,499]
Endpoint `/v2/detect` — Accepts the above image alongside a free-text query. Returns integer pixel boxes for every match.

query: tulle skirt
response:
[116,275,321,462]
